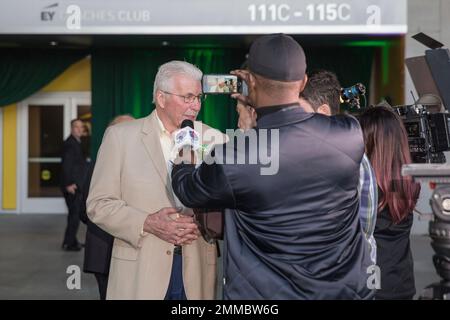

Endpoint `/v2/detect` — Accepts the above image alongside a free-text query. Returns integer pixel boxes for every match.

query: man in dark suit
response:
[61,118,89,251]
[171,34,374,299]
[81,115,134,300]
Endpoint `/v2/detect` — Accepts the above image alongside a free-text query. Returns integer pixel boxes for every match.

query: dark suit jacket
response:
[172,104,374,300]
[61,135,89,191]
[82,161,114,275]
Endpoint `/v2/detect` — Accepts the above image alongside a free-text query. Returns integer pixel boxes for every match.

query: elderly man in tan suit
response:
[87,61,222,300]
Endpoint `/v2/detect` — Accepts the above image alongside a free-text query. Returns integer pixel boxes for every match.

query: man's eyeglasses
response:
[161,91,205,104]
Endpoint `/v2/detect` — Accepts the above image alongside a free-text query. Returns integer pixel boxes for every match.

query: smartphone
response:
[202,74,248,96]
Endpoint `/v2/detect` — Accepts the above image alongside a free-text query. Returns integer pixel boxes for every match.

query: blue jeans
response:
[164,254,187,300]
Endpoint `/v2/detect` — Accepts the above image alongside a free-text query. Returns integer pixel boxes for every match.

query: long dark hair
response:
[359,106,420,223]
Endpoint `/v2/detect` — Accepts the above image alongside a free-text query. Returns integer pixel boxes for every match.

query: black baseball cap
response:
[247,34,307,82]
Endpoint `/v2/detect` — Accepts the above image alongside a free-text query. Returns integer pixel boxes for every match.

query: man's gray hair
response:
[152,61,203,104]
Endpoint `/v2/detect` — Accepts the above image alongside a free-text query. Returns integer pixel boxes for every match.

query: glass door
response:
[19,92,91,214]
[28,104,64,198]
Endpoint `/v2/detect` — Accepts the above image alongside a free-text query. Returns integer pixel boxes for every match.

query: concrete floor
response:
[0,214,443,300]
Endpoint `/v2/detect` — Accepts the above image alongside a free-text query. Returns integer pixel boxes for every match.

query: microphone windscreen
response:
[181,119,194,129]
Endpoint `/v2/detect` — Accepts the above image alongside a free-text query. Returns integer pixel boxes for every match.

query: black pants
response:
[62,192,82,247]
[94,273,109,300]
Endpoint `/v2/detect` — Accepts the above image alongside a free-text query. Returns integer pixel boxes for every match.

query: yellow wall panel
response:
[1,57,90,211]
[42,57,91,92]
[2,104,17,210]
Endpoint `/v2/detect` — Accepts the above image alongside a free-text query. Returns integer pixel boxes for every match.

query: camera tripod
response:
[401,164,450,299]
[419,184,450,299]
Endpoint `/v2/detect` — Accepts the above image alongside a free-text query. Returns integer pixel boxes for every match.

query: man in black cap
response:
[171,34,374,299]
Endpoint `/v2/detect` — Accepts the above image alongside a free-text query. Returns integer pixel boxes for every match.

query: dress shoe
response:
[62,243,82,251]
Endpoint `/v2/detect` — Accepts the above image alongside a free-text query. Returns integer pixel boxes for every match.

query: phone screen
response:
[202,75,240,94]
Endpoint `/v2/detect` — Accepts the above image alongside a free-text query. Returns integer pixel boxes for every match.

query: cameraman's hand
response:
[236,103,257,130]
[230,69,252,106]
[173,147,196,166]
[231,69,257,130]
[231,69,251,84]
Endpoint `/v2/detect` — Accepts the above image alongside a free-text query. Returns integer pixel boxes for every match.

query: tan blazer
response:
[87,110,225,300]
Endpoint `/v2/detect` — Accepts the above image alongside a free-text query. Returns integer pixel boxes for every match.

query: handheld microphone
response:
[170,119,201,165]
[174,119,200,151]
[181,119,194,129]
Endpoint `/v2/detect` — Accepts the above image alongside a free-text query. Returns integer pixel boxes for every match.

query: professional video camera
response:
[401,33,450,299]
[340,83,366,108]
[401,33,450,164]
[393,98,450,163]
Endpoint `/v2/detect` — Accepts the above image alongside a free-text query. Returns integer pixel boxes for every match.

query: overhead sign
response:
[0,0,407,35]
